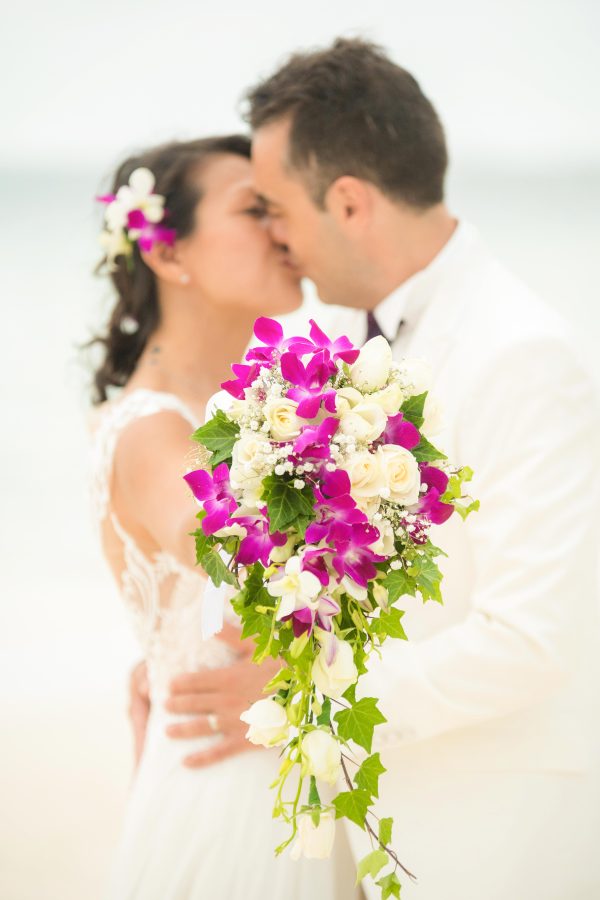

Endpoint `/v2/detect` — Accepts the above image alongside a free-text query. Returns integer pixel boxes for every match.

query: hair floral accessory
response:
[184,317,479,898]
[96,167,176,268]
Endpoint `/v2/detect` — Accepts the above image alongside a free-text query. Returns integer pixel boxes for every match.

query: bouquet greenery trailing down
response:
[185,317,478,898]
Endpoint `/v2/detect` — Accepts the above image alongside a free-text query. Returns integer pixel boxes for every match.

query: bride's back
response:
[89,388,236,701]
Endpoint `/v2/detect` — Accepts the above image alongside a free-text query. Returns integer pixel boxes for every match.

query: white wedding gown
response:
[90,388,338,900]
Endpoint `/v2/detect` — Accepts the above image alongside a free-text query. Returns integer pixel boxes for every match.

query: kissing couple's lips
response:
[280,256,302,274]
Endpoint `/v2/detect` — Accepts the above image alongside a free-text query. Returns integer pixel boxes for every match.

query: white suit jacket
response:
[309,221,600,776]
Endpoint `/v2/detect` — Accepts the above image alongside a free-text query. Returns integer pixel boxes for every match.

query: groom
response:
[157,38,599,898]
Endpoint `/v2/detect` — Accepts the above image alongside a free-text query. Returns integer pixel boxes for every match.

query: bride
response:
[88,136,336,899]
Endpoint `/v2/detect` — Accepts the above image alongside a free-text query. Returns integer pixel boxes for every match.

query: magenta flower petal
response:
[254,316,284,346]
[380,413,420,450]
[183,468,214,501]
[127,208,148,230]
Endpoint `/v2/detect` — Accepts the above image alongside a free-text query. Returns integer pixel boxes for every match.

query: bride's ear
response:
[141,241,188,287]
[325,176,372,232]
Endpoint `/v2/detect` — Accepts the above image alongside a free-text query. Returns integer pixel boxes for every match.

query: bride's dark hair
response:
[89,135,251,404]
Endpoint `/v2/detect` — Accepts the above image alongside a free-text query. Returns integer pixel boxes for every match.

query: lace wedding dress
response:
[90,388,335,900]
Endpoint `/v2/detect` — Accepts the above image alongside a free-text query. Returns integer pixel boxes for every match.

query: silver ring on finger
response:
[207,713,219,733]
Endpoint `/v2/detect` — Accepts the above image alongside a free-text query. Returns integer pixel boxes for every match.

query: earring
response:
[180,273,190,285]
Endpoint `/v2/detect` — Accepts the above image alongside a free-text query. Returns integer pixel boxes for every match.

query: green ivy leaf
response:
[371,607,408,641]
[376,870,402,899]
[412,435,447,463]
[261,475,315,533]
[334,697,387,753]
[199,548,237,588]
[382,568,416,604]
[356,849,388,884]
[410,555,443,604]
[378,817,393,848]
[354,752,386,798]
[400,392,427,429]
[191,527,212,563]
[316,697,331,726]
[192,410,240,466]
[332,788,371,829]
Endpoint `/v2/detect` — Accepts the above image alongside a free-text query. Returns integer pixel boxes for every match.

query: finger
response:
[182,736,254,769]
[166,717,215,739]
[165,693,226,715]
[170,661,248,695]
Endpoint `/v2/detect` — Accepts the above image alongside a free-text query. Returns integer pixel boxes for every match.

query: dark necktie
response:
[364,310,405,345]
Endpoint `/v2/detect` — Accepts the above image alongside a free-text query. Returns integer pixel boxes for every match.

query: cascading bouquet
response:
[184,317,478,898]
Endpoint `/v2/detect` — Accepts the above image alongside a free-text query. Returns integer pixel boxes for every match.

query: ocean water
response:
[1,165,599,899]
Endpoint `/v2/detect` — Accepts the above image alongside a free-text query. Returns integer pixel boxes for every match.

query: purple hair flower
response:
[184,462,237,535]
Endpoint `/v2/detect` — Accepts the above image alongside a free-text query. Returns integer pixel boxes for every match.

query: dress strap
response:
[90,389,201,522]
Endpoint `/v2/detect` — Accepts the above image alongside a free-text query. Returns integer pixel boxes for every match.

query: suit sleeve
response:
[360,338,600,744]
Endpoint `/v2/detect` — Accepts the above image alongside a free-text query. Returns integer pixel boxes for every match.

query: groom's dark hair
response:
[244,37,447,209]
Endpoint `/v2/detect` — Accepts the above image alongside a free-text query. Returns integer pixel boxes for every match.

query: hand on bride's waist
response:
[163,621,280,768]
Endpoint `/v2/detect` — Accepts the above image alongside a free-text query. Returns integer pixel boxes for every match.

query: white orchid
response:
[114,167,165,223]
[267,555,322,619]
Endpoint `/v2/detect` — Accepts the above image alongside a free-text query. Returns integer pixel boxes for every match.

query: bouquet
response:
[184,317,478,898]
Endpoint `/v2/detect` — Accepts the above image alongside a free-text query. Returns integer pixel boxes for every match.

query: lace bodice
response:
[89,389,238,701]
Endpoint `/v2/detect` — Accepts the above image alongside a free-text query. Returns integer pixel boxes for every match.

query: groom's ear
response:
[325,176,372,231]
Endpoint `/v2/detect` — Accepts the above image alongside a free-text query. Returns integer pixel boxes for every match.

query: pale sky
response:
[2,0,599,171]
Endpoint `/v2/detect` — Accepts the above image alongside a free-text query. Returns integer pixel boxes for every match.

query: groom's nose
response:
[266,215,289,248]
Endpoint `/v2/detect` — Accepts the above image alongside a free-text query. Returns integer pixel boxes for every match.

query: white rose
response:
[335,386,363,416]
[401,357,433,395]
[312,639,358,699]
[290,812,336,860]
[264,398,302,441]
[422,394,444,437]
[343,450,386,500]
[369,382,404,415]
[231,431,271,473]
[339,401,387,443]
[239,697,290,748]
[349,335,392,391]
[378,444,421,506]
[301,729,342,784]
[369,518,396,557]
[354,494,381,519]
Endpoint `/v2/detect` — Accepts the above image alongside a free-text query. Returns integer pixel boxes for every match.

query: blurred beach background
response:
[1,1,599,897]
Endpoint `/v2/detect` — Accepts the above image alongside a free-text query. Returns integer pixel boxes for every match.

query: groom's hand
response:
[164,622,280,768]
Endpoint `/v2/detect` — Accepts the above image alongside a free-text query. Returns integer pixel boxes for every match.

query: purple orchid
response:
[304,319,360,365]
[234,510,288,567]
[417,465,454,525]
[301,547,332,587]
[126,208,176,252]
[281,350,337,419]
[305,469,368,546]
[245,317,314,364]
[221,362,262,399]
[283,595,341,638]
[184,462,237,535]
[293,417,339,460]
[378,413,420,450]
[330,523,386,588]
